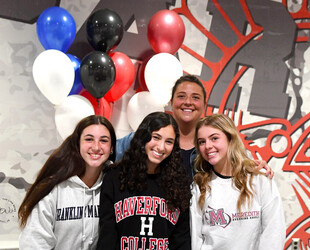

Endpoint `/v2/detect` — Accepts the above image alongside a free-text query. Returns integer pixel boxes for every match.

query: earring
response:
[110,150,113,155]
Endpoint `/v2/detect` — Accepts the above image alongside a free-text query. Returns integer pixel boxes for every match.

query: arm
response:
[169,208,191,250]
[190,183,203,250]
[254,160,274,179]
[258,177,286,250]
[19,191,57,250]
[97,170,118,250]
[115,132,134,162]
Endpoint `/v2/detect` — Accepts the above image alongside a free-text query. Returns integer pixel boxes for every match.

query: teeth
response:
[153,151,163,157]
[90,154,101,159]
[208,152,216,156]
[183,109,193,112]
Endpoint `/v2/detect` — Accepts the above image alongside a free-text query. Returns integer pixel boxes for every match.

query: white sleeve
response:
[19,189,57,250]
[258,177,286,250]
[190,183,204,250]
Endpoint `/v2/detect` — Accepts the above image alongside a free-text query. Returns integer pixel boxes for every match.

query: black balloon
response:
[86,9,124,53]
[80,51,116,99]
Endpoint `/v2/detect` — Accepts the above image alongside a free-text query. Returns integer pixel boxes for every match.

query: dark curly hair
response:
[118,112,191,211]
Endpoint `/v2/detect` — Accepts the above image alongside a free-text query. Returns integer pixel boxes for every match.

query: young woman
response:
[97,112,192,250]
[190,114,285,249]
[18,115,116,250]
[116,74,273,179]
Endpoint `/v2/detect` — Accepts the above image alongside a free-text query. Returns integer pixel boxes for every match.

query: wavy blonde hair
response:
[194,114,262,212]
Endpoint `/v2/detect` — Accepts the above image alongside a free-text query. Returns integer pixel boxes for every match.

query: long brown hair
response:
[18,115,116,228]
[194,114,262,212]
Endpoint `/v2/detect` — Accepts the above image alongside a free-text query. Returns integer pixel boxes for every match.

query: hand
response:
[254,160,274,179]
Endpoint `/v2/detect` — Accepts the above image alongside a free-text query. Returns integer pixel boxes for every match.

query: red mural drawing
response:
[173,0,310,249]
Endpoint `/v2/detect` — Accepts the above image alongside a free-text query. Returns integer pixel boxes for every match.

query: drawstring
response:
[89,190,95,246]
[82,187,86,243]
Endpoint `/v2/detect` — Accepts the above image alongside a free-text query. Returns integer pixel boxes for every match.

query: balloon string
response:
[96,98,100,114]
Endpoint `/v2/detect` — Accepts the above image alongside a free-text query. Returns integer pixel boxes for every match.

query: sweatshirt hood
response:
[67,172,103,191]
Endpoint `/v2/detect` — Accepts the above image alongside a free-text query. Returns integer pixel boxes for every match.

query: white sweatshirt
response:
[190,172,286,250]
[19,173,103,250]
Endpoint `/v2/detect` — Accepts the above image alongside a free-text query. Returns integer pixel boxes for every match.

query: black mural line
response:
[0,0,60,24]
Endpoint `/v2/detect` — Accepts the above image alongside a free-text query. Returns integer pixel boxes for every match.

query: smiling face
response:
[197,125,230,170]
[145,125,176,173]
[79,124,112,170]
[171,81,206,126]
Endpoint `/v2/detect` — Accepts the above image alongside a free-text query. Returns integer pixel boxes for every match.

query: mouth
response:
[181,108,194,113]
[207,152,217,158]
[89,153,102,160]
[152,150,164,158]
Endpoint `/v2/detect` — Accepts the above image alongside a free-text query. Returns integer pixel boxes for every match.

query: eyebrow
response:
[153,132,175,141]
[197,132,220,139]
[177,91,202,96]
[84,134,110,139]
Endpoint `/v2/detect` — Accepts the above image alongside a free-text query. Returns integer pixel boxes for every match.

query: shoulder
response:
[103,165,121,183]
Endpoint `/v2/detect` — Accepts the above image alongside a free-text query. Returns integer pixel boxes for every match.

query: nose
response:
[92,140,100,151]
[157,140,165,152]
[184,96,192,105]
[205,140,212,149]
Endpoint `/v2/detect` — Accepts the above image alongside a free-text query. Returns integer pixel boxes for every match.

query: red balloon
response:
[147,10,185,55]
[105,52,135,102]
[80,89,112,120]
[137,59,148,91]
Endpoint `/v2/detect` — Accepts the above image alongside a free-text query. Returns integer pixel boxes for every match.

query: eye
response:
[85,137,93,142]
[177,94,185,99]
[192,95,200,100]
[198,140,205,145]
[152,135,160,140]
[211,137,218,141]
[100,139,109,143]
[166,140,174,145]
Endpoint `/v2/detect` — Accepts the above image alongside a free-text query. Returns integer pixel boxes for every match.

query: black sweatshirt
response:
[96,167,191,250]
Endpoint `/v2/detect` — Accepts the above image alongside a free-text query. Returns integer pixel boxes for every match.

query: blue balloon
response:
[67,54,83,95]
[37,7,76,52]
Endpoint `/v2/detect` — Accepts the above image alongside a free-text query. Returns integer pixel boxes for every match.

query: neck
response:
[213,161,232,177]
[178,122,196,150]
[147,161,159,174]
[80,168,102,188]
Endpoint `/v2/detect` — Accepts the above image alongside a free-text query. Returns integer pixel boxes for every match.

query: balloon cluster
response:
[127,9,185,130]
[32,7,135,139]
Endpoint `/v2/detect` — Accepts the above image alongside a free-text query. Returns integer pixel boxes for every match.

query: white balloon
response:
[33,49,74,105]
[144,53,183,105]
[55,95,95,140]
[127,91,165,131]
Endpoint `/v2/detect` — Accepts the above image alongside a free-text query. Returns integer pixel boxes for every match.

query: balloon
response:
[144,53,183,105]
[32,49,74,105]
[104,52,135,102]
[67,54,83,95]
[137,59,149,91]
[86,9,124,53]
[55,95,95,140]
[37,7,76,52]
[80,51,116,99]
[147,9,185,55]
[80,89,112,119]
[127,91,165,131]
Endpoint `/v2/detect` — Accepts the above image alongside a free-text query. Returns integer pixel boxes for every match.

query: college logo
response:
[205,205,231,228]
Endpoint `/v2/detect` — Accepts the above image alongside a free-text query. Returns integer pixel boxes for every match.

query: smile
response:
[207,152,217,157]
[182,108,193,112]
[89,153,102,160]
[152,150,163,158]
